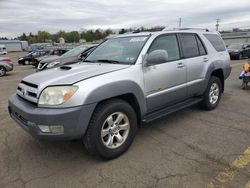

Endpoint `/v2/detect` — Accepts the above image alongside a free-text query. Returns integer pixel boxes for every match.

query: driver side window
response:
[148,34,180,62]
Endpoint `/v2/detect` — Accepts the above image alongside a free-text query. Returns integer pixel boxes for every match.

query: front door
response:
[143,34,187,112]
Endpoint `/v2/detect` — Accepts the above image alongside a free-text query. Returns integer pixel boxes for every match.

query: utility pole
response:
[179,17,182,28]
[216,18,220,31]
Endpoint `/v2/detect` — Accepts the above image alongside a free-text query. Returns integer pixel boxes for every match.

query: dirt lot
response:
[0,52,250,188]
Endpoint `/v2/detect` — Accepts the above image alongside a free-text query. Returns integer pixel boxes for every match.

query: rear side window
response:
[204,34,226,52]
[180,34,199,58]
[196,36,207,55]
[148,34,180,61]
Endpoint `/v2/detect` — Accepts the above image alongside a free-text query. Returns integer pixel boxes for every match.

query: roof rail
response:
[163,28,209,32]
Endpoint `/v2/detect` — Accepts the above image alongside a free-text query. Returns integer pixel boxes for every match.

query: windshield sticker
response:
[130,37,147,42]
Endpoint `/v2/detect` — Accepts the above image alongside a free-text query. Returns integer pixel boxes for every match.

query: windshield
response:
[62,46,87,58]
[85,36,149,64]
[227,44,243,49]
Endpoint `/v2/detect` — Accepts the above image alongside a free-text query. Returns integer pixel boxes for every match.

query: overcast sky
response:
[0,0,250,38]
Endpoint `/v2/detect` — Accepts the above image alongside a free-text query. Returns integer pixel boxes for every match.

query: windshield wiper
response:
[83,60,93,62]
[96,59,120,64]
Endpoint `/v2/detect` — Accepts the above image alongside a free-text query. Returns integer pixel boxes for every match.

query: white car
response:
[0,45,8,55]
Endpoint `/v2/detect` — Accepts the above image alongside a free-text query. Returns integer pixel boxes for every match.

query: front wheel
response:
[200,76,222,110]
[0,66,6,77]
[84,99,137,159]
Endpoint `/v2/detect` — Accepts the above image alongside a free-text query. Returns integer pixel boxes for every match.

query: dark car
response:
[18,50,47,65]
[32,49,68,67]
[227,43,250,60]
[37,45,96,71]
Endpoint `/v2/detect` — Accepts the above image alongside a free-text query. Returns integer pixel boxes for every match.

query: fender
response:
[84,80,147,116]
[201,60,225,95]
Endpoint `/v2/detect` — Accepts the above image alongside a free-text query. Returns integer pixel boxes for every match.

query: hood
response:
[37,55,59,62]
[23,63,131,89]
[40,56,61,63]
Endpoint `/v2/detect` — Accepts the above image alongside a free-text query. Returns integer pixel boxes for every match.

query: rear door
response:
[179,33,208,97]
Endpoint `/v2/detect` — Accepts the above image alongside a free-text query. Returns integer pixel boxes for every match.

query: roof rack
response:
[163,28,209,32]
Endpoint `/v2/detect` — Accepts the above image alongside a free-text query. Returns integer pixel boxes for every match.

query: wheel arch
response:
[211,69,224,93]
[84,80,147,123]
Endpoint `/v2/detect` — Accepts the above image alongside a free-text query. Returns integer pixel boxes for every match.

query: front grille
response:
[38,63,47,70]
[20,80,38,88]
[27,91,37,98]
[17,80,39,104]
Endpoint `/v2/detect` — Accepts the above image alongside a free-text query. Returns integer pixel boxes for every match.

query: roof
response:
[0,40,22,44]
[113,29,218,38]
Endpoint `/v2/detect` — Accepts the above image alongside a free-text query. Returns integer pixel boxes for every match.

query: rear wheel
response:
[84,99,137,159]
[0,66,6,77]
[200,76,222,110]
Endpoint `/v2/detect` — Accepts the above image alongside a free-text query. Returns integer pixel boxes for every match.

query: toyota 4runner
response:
[8,29,231,159]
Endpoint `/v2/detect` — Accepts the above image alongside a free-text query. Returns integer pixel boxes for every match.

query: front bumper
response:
[8,94,96,140]
[229,52,240,58]
[5,63,14,72]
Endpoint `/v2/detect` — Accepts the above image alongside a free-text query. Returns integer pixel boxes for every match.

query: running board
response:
[142,97,203,123]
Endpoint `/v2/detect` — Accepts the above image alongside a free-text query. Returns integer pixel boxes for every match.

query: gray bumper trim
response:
[8,94,96,140]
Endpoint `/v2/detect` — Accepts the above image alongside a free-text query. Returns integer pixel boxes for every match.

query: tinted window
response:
[148,34,180,61]
[196,36,207,55]
[180,34,199,58]
[204,34,226,52]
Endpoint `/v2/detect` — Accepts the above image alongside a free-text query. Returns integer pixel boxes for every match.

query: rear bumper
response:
[223,66,232,80]
[8,94,96,140]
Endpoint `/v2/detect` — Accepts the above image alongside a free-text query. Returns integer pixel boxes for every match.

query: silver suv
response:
[8,29,231,159]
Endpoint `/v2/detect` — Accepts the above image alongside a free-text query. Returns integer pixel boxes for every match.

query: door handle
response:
[203,57,209,62]
[177,62,185,68]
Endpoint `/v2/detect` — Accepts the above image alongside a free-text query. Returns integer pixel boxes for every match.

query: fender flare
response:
[84,80,147,116]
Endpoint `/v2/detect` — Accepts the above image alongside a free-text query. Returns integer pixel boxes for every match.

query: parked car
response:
[227,43,250,60]
[8,29,231,159]
[32,49,68,68]
[0,45,7,55]
[18,50,47,65]
[0,57,13,76]
[37,45,96,71]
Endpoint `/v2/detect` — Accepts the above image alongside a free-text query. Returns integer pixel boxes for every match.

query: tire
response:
[0,66,6,77]
[238,53,243,60]
[200,76,222,110]
[84,99,137,159]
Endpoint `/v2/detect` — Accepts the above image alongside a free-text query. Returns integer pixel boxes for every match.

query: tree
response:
[66,31,80,43]
[37,31,50,42]
[119,28,127,34]
[19,33,27,41]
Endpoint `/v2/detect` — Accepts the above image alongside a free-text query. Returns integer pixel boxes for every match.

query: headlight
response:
[19,58,23,60]
[47,61,60,68]
[38,86,78,106]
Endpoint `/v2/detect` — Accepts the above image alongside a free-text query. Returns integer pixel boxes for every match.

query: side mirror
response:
[78,55,83,61]
[144,50,168,66]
